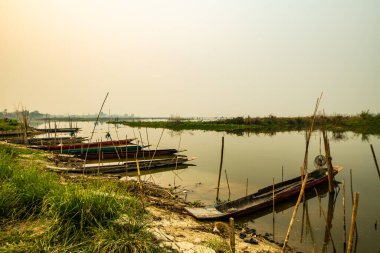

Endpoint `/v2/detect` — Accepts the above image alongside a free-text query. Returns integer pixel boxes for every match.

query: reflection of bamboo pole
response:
[282,93,322,252]
[370,144,380,180]
[322,192,336,252]
[216,136,225,202]
[300,197,306,243]
[347,192,359,253]
[229,217,235,253]
[305,201,317,252]
[343,179,347,251]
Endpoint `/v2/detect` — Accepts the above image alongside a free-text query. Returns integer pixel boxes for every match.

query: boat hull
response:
[185,166,342,220]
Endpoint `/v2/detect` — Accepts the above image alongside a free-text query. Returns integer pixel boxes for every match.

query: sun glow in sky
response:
[1,0,379,117]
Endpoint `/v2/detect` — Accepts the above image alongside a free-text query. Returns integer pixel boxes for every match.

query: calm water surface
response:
[37,121,380,252]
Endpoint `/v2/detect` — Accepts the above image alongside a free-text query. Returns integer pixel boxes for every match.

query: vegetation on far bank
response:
[112,111,380,136]
[0,118,20,131]
[0,144,162,252]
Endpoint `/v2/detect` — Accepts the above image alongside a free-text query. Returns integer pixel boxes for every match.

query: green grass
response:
[112,111,380,136]
[0,144,163,252]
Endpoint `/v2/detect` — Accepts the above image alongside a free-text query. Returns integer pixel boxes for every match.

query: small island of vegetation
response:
[112,111,380,136]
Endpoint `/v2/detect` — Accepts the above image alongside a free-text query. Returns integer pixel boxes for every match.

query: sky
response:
[1,0,379,117]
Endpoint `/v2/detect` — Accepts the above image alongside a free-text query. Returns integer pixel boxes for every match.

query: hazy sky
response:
[1,1,379,117]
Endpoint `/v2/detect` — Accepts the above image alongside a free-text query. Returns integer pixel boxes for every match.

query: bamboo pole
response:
[272,177,275,241]
[370,144,380,180]
[347,192,359,253]
[225,169,231,201]
[343,179,347,251]
[216,136,224,202]
[246,178,248,197]
[173,134,182,187]
[125,134,129,179]
[322,129,334,192]
[83,92,109,165]
[282,166,284,182]
[229,217,235,253]
[282,93,322,252]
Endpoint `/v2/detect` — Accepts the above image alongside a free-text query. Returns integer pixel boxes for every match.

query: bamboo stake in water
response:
[322,129,334,193]
[229,217,235,253]
[216,136,224,203]
[347,192,359,253]
[343,179,347,251]
[282,166,284,182]
[125,134,129,179]
[246,178,248,197]
[225,169,231,201]
[282,93,322,252]
[272,177,275,241]
[370,144,380,180]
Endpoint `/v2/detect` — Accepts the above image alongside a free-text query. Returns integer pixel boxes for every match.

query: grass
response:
[112,111,380,136]
[0,144,163,252]
[204,237,230,253]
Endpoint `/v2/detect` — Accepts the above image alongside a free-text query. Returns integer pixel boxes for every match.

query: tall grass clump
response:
[0,145,60,219]
[92,220,160,253]
[40,181,159,252]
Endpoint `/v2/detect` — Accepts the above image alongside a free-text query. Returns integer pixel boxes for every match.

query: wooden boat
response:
[185,166,343,220]
[47,156,194,174]
[37,127,80,133]
[54,144,143,155]
[75,148,184,160]
[30,138,135,151]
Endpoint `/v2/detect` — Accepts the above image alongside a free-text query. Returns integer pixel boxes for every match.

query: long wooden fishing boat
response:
[54,144,143,155]
[37,127,80,133]
[47,156,194,174]
[30,138,135,151]
[75,148,184,160]
[185,166,343,220]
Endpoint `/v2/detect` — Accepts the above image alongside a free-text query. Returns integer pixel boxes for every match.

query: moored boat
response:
[75,148,184,160]
[55,144,143,155]
[185,166,343,220]
[30,138,135,151]
[47,156,194,174]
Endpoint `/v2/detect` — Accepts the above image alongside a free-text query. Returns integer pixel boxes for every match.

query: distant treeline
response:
[113,111,380,136]
[0,110,136,120]
[0,118,20,131]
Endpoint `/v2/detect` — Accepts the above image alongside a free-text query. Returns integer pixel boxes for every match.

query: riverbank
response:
[112,112,380,136]
[0,143,284,252]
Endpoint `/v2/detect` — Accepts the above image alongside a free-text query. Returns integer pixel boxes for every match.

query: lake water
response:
[36,121,380,252]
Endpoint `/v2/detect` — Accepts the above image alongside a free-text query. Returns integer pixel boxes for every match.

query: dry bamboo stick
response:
[225,169,231,201]
[216,136,224,202]
[347,192,359,253]
[229,217,235,253]
[322,129,334,192]
[83,92,109,165]
[282,166,284,182]
[370,144,380,180]
[282,93,322,252]
[246,178,248,197]
[272,177,275,241]
[343,179,347,251]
